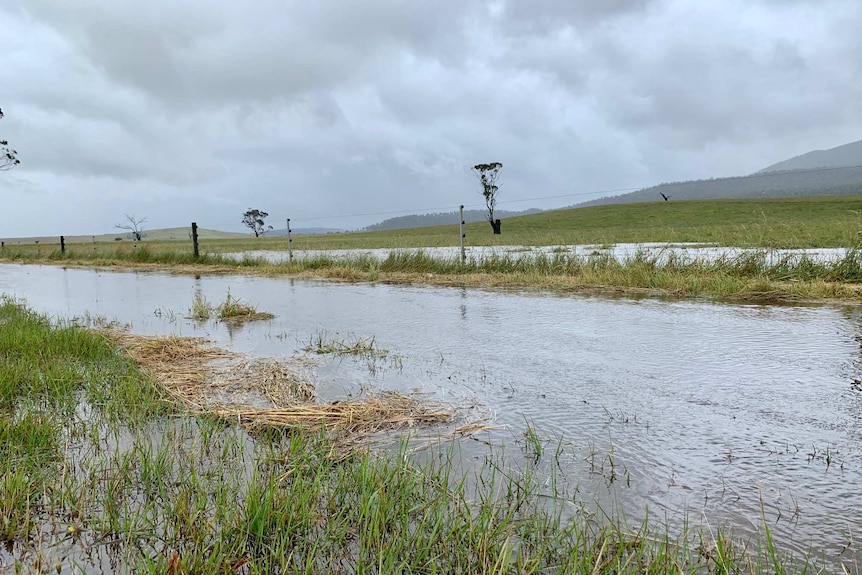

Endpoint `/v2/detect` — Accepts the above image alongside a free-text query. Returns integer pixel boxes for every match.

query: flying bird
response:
[660,192,670,201]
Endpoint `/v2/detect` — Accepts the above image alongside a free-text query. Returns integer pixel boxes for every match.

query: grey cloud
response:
[3,0,862,238]
[499,0,659,35]
[580,4,862,154]
[22,0,477,108]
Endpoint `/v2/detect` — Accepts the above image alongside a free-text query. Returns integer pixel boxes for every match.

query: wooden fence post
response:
[191,222,199,258]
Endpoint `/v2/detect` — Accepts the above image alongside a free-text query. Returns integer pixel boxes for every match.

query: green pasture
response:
[4,196,862,255]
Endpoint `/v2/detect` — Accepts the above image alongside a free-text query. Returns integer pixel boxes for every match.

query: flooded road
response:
[2,263,861,569]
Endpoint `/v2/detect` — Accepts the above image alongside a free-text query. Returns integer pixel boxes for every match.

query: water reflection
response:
[1,262,860,570]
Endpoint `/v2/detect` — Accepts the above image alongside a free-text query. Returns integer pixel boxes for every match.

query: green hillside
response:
[194,195,862,251]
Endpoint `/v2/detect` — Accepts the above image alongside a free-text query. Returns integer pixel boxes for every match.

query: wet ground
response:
[2,262,861,570]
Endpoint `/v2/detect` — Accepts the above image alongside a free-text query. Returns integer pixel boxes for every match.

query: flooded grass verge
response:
[5,245,862,301]
[0,297,834,573]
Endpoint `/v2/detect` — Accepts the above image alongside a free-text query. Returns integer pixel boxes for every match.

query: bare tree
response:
[242,208,272,237]
[115,214,147,241]
[472,162,503,234]
[1,108,20,171]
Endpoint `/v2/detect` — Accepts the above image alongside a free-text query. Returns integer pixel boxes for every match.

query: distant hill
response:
[363,208,542,232]
[263,227,344,237]
[577,166,862,208]
[758,139,862,173]
[578,138,862,208]
[0,227,246,245]
[134,227,248,241]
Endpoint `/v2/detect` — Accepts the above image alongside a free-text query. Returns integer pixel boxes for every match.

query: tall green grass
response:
[0,297,164,417]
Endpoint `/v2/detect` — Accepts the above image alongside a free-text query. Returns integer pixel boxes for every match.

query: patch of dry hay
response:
[209,392,451,435]
[211,359,315,407]
[105,332,237,405]
[102,331,455,441]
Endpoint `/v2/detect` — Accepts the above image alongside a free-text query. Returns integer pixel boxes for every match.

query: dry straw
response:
[102,331,456,441]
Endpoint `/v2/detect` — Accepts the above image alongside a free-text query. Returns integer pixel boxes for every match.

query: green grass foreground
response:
[0,299,823,573]
[3,196,862,300]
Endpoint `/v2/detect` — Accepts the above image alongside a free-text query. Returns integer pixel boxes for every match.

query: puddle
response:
[2,262,862,569]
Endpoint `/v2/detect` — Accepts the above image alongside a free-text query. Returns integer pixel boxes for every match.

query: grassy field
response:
[0,298,823,573]
[6,196,862,252]
[211,195,862,251]
[4,196,862,301]
[0,226,246,246]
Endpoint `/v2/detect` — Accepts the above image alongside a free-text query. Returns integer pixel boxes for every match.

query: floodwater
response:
[226,242,851,265]
[2,262,862,570]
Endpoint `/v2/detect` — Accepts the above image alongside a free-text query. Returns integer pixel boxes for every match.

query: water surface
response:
[2,263,860,570]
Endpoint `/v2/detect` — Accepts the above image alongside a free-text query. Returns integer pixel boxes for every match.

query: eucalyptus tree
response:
[242,208,273,237]
[0,108,20,171]
[472,162,503,234]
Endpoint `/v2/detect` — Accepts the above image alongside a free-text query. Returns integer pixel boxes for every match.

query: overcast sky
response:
[2,0,861,237]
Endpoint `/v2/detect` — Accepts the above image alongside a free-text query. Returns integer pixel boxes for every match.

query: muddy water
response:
[2,263,861,569]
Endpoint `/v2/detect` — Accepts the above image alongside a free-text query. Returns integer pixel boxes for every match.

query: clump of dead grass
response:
[209,392,450,435]
[210,359,316,407]
[102,331,453,443]
[104,332,237,405]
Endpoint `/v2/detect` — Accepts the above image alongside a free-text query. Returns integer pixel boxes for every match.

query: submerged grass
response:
[0,299,838,572]
[187,289,275,323]
[304,329,389,358]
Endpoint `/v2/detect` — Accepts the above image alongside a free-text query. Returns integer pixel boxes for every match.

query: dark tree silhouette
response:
[1,108,20,171]
[115,214,147,241]
[472,162,503,234]
[242,208,272,237]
